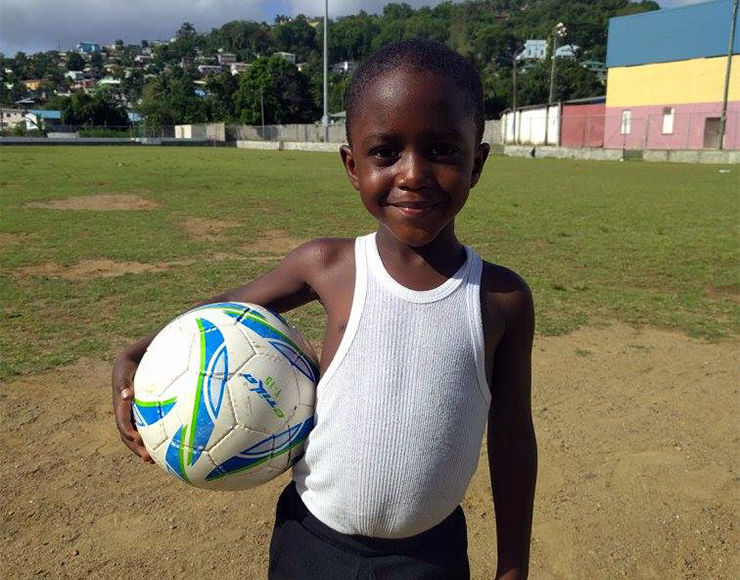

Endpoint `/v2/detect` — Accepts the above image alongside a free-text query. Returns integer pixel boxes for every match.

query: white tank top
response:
[292,232,491,539]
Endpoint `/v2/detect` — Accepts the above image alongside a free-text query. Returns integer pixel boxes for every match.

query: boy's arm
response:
[487,279,537,580]
[112,239,334,463]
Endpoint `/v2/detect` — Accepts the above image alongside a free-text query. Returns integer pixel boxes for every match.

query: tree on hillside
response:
[139,68,206,127]
[233,56,317,124]
[516,58,603,107]
[271,15,319,60]
[66,52,85,71]
[61,89,130,126]
[204,71,239,121]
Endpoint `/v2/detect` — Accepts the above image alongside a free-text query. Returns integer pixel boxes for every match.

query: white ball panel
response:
[134,321,194,399]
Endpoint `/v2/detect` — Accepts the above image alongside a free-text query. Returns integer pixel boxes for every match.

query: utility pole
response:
[323,0,329,143]
[260,86,265,138]
[719,0,738,150]
[544,22,566,147]
[512,55,518,144]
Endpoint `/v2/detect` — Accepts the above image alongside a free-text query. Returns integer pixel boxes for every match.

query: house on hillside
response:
[582,60,607,83]
[22,79,51,91]
[197,65,224,77]
[332,60,357,74]
[604,0,739,150]
[217,52,237,65]
[77,41,102,54]
[230,62,250,75]
[25,109,61,131]
[274,52,296,64]
[0,108,25,132]
[517,40,547,61]
[554,44,579,59]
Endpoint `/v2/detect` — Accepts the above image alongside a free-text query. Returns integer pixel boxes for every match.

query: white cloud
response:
[0,0,705,56]
[658,0,707,6]
[0,0,267,54]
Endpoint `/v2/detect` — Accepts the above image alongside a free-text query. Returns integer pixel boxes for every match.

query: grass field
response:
[0,145,737,380]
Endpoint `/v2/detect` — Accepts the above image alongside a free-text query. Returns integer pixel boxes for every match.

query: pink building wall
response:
[561,103,605,148]
[603,101,740,150]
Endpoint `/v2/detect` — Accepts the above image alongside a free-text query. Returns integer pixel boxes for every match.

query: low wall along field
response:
[0,147,737,579]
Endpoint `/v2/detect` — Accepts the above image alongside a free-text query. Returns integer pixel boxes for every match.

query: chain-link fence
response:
[503,109,740,151]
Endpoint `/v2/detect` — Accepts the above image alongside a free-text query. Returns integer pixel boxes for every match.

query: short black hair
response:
[344,38,484,144]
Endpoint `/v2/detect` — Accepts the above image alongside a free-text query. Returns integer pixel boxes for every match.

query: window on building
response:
[620,110,631,135]
[662,107,674,134]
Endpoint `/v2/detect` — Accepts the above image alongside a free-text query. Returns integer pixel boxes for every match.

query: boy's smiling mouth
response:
[385,198,446,217]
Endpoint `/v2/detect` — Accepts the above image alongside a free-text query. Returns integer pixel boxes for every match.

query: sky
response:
[0,0,708,56]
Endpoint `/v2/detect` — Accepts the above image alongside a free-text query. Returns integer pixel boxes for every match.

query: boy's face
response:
[341,67,489,248]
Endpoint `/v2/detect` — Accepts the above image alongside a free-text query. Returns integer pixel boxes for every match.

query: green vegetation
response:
[0,146,737,380]
[0,0,659,121]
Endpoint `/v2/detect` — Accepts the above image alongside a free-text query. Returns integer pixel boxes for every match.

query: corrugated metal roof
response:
[28,109,62,120]
[607,0,740,67]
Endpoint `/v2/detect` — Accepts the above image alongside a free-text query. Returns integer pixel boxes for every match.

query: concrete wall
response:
[175,124,207,139]
[227,123,347,143]
[502,107,559,145]
[604,103,740,150]
[561,104,605,148]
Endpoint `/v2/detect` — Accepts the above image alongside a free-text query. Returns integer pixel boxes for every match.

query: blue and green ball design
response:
[133,302,317,490]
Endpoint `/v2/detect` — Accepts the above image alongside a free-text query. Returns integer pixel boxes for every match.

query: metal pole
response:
[545,33,559,147]
[323,0,329,142]
[512,57,518,144]
[719,0,738,150]
[260,87,265,139]
[548,36,559,106]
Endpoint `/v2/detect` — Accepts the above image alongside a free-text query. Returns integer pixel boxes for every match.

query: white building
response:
[0,108,25,132]
[230,62,250,75]
[217,52,237,64]
[97,77,122,87]
[554,44,580,59]
[332,60,357,74]
[517,40,548,61]
[198,65,224,76]
[273,51,296,64]
[65,71,85,82]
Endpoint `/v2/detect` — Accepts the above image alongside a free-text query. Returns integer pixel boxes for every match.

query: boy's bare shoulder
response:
[290,237,354,269]
[284,238,355,290]
[480,260,534,328]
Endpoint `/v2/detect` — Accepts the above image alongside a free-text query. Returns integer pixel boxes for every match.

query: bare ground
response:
[0,323,737,579]
[181,217,242,242]
[18,259,194,280]
[25,194,159,211]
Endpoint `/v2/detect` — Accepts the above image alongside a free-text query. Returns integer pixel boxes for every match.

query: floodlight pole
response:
[719,0,738,150]
[260,87,265,138]
[544,24,565,147]
[512,56,518,144]
[322,0,329,143]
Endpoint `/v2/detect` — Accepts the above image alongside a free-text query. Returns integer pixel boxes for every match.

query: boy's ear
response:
[340,145,361,191]
[471,142,491,188]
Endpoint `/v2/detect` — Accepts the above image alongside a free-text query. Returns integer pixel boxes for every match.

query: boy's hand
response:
[112,342,155,464]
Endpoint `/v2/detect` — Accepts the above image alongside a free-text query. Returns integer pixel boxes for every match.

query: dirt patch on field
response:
[181,217,242,242]
[25,194,160,211]
[243,229,306,254]
[0,323,737,579]
[706,285,740,304]
[0,232,27,247]
[19,259,192,280]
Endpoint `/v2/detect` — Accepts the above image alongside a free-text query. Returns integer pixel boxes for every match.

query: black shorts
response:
[268,482,470,580]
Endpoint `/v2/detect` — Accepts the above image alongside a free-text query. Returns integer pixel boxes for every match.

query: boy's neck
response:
[375,222,466,277]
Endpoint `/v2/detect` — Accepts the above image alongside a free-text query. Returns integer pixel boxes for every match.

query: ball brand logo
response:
[242,373,285,418]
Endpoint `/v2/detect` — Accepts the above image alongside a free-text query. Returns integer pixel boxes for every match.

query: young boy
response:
[113,39,537,580]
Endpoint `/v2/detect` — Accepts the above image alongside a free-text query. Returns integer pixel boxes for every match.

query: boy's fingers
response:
[113,373,134,401]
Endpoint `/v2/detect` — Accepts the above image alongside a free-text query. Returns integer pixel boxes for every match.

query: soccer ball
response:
[132,302,318,491]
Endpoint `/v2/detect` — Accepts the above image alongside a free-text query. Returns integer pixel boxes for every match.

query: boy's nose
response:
[397,152,430,190]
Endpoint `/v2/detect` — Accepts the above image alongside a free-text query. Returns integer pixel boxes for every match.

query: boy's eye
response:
[370,146,398,160]
[430,144,457,157]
